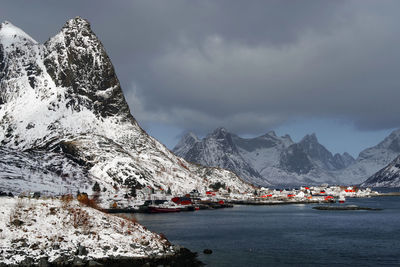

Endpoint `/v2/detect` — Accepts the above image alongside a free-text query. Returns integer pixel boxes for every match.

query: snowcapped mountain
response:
[295,134,355,171]
[360,155,400,187]
[174,128,353,186]
[0,17,253,196]
[174,127,400,187]
[173,128,266,186]
[337,129,400,185]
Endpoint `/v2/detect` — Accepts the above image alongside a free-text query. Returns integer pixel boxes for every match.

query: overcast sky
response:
[1,0,399,156]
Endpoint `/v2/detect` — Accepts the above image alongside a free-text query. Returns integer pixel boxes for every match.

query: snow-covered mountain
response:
[174,128,354,186]
[174,128,266,186]
[0,17,253,196]
[338,129,400,185]
[174,127,400,187]
[360,155,400,187]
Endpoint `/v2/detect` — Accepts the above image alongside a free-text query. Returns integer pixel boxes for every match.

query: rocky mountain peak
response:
[172,132,200,156]
[282,134,294,143]
[212,127,228,134]
[1,18,136,149]
[62,16,91,31]
[0,21,37,49]
[333,152,355,169]
[300,133,318,144]
[209,127,231,140]
[44,17,133,120]
[0,20,33,45]
[183,132,199,142]
[377,128,400,152]
[173,127,264,185]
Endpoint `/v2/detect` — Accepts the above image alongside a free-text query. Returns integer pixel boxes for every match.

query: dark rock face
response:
[0,45,6,86]
[278,133,354,176]
[361,155,400,187]
[43,17,133,121]
[232,131,291,152]
[296,133,353,171]
[388,139,400,153]
[333,152,355,169]
[280,143,314,175]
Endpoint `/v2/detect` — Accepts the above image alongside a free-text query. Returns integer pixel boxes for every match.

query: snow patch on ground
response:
[0,197,173,265]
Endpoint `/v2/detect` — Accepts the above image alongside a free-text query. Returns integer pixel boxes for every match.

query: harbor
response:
[100,185,382,214]
[132,195,400,267]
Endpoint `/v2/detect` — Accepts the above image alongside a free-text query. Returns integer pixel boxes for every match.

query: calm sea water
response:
[132,196,400,267]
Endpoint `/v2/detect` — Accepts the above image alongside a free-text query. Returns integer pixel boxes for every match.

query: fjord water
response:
[133,196,400,266]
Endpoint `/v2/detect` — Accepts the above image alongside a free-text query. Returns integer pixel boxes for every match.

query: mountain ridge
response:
[173,127,353,186]
[173,127,400,186]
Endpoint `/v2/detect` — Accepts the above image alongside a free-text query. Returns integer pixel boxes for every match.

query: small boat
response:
[338,195,346,203]
[148,206,181,213]
[148,200,181,213]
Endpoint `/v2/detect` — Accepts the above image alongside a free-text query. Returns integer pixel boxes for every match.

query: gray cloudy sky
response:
[1,0,399,156]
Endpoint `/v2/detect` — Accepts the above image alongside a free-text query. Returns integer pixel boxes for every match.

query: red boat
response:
[148,206,181,213]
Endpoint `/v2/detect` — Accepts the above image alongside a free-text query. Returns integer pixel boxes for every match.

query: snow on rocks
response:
[0,21,37,50]
[0,17,254,199]
[0,197,174,266]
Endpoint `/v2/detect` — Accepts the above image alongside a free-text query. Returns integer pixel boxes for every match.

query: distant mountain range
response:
[174,127,400,187]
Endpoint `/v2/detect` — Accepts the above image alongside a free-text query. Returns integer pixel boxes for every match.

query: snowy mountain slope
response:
[233,131,293,174]
[0,147,95,195]
[333,129,400,184]
[360,155,400,187]
[0,17,253,196]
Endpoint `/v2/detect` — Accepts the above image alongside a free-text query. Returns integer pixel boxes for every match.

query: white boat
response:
[338,195,346,203]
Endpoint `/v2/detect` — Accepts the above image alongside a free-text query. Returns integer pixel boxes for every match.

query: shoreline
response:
[0,247,203,267]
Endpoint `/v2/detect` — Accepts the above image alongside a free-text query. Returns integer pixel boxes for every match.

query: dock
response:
[374,192,400,197]
[227,199,328,205]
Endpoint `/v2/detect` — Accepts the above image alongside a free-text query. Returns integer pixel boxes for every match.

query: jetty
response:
[227,199,327,205]
[374,192,400,197]
[313,205,382,211]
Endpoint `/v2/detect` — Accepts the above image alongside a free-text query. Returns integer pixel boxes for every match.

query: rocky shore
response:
[0,197,202,267]
[0,247,202,267]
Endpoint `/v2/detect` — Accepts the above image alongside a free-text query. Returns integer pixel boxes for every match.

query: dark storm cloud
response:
[1,0,400,135]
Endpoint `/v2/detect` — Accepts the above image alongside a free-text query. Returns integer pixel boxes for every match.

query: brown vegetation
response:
[77,193,100,210]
